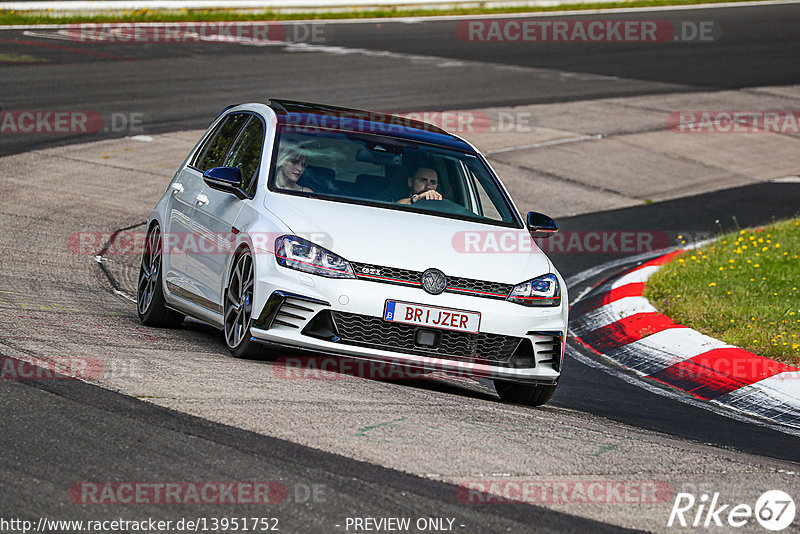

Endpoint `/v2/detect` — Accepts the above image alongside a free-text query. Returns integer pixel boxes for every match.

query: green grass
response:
[0,0,775,25]
[645,217,800,365]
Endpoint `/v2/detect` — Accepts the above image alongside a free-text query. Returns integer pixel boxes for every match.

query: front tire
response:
[224,249,267,359]
[494,380,557,407]
[137,224,185,328]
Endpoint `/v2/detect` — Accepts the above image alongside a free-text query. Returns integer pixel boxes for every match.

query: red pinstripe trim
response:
[357,273,420,285]
[446,286,507,297]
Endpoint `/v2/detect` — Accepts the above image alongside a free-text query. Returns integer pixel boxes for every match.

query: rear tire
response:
[137,224,185,328]
[494,380,557,407]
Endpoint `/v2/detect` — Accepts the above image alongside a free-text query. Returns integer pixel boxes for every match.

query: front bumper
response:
[249,270,567,384]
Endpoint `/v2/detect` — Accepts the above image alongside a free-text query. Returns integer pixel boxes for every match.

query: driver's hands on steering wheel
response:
[411,190,443,203]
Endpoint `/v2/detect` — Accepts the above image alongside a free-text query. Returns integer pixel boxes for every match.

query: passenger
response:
[275,144,313,192]
[397,166,442,204]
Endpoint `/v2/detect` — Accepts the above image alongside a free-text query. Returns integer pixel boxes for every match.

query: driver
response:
[397,166,442,204]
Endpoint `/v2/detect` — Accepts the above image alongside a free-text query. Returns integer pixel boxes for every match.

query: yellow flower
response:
[708,282,717,287]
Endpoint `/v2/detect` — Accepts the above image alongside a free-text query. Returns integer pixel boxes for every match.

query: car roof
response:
[267,99,475,152]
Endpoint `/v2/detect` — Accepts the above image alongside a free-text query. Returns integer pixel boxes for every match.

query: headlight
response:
[507,273,561,307]
[275,236,355,279]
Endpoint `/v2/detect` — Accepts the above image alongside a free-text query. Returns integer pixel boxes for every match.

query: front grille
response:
[351,263,421,288]
[447,275,514,299]
[331,311,522,363]
[350,262,514,300]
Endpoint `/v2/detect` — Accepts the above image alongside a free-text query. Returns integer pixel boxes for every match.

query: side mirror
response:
[526,211,558,239]
[202,167,249,200]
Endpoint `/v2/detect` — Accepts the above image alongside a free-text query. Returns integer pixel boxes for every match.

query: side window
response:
[473,175,502,221]
[193,113,248,171]
[225,117,265,196]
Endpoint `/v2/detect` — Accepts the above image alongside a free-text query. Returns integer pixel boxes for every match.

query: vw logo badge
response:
[421,268,447,295]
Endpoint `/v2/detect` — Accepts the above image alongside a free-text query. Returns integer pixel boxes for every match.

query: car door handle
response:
[195,193,209,206]
[170,183,184,194]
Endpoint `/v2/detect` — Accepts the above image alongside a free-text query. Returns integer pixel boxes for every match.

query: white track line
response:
[485,134,602,155]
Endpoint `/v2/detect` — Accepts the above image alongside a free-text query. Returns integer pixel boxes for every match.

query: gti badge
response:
[421,268,447,295]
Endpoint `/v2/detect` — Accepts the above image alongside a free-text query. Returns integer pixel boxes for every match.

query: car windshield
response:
[269,126,519,227]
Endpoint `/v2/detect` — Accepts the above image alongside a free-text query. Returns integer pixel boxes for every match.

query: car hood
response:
[265,195,554,285]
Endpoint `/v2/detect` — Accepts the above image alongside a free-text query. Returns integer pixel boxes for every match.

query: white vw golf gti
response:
[138,100,567,406]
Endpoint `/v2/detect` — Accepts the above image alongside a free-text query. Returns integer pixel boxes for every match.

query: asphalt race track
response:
[2,3,800,532]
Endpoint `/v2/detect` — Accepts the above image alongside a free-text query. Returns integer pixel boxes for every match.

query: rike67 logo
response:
[668,490,796,531]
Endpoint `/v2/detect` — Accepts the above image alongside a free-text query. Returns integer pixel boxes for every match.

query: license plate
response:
[383,300,481,334]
